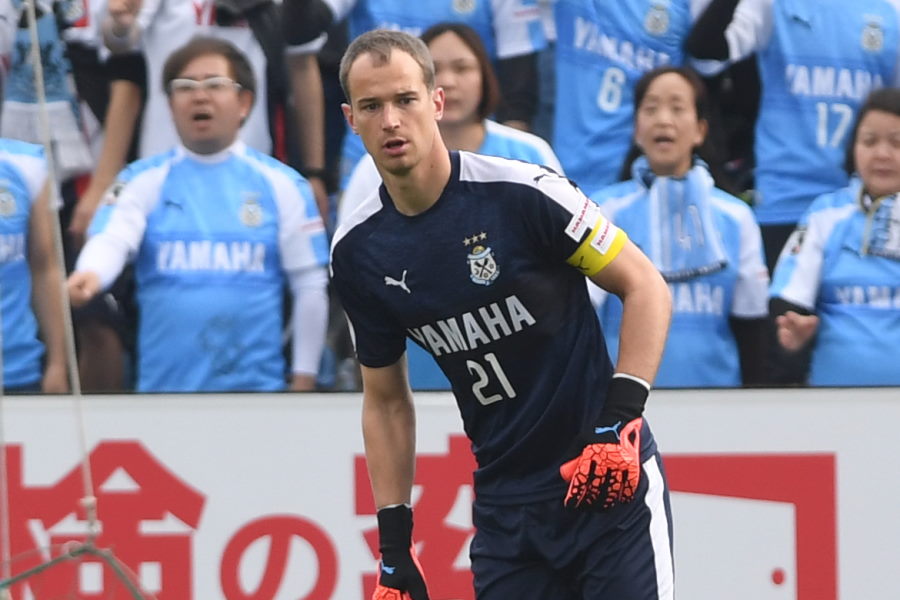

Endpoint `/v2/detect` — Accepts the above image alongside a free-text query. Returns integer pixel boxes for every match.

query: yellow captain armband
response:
[565,215,628,276]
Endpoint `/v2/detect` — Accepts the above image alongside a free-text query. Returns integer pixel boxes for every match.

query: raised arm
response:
[496,53,538,131]
[286,51,330,224]
[685,0,773,62]
[69,54,145,247]
[282,0,337,47]
[103,0,142,53]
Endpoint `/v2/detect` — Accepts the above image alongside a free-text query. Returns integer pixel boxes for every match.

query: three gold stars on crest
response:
[463,232,488,246]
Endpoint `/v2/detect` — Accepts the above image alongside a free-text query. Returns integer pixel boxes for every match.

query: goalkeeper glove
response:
[560,375,648,510]
[373,505,430,600]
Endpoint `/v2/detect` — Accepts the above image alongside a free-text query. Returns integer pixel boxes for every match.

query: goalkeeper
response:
[330,29,674,600]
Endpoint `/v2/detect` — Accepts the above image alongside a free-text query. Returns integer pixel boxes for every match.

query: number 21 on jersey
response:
[467,352,516,405]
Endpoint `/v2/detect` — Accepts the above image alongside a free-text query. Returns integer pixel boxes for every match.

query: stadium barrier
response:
[2,387,897,599]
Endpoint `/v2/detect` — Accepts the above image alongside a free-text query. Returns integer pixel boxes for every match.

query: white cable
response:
[20,0,97,538]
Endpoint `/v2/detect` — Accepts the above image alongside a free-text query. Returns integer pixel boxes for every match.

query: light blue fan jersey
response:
[330,0,547,188]
[591,161,769,387]
[0,140,47,388]
[723,0,900,225]
[770,179,900,385]
[553,0,711,195]
[87,143,329,392]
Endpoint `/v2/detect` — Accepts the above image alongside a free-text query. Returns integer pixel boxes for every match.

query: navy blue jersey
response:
[331,151,654,504]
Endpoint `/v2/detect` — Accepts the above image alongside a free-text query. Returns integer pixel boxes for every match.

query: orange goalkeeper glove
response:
[373,505,429,600]
[560,375,648,510]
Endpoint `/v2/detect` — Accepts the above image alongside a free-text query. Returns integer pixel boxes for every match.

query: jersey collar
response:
[176,139,246,164]
[377,151,460,218]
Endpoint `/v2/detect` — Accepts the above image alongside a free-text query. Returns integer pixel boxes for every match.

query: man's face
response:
[342,49,444,176]
[168,53,252,155]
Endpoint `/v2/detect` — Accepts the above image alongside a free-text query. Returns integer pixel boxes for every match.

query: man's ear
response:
[238,89,254,121]
[432,87,445,121]
[342,103,357,134]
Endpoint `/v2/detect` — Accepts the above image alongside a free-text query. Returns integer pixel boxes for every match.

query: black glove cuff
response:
[377,505,413,551]
[597,376,649,426]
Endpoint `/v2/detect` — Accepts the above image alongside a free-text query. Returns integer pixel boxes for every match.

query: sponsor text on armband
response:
[566,216,627,276]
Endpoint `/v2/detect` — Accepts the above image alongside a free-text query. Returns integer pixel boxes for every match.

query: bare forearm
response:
[95,80,141,186]
[288,53,329,219]
[362,392,417,508]
[591,241,672,384]
[29,189,67,368]
[289,53,325,172]
[615,278,671,383]
[31,254,67,368]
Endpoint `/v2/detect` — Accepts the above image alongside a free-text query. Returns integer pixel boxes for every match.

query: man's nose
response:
[381,103,400,130]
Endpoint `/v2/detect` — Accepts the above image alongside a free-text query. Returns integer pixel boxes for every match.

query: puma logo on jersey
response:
[384,270,411,293]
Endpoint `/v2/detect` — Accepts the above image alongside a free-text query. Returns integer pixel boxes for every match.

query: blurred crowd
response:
[1,0,898,393]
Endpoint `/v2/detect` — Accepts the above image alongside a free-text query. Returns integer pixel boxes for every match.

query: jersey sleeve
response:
[489,0,546,59]
[136,0,164,31]
[330,238,407,368]
[526,168,628,277]
[9,147,48,202]
[891,5,900,87]
[77,164,164,288]
[338,154,382,227]
[769,195,848,310]
[725,0,775,61]
[729,201,770,318]
[272,169,329,273]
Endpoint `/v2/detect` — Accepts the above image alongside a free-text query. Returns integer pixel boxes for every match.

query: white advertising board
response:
[0,387,898,599]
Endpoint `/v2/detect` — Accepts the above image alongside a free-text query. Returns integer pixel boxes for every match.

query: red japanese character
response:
[2,441,205,599]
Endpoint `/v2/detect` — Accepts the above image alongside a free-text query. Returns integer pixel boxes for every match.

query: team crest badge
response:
[453,0,476,15]
[645,2,670,36]
[0,186,15,217]
[464,232,499,286]
[239,193,263,227]
[862,17,884,52]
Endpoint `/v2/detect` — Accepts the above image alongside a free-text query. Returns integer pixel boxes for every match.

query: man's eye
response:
[171,81,196,93]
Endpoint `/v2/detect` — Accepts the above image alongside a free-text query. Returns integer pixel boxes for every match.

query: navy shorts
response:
[470,452,674,600]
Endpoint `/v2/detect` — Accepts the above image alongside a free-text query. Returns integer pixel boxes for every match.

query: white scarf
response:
[859,181,900,261]
[632,157,729,281]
